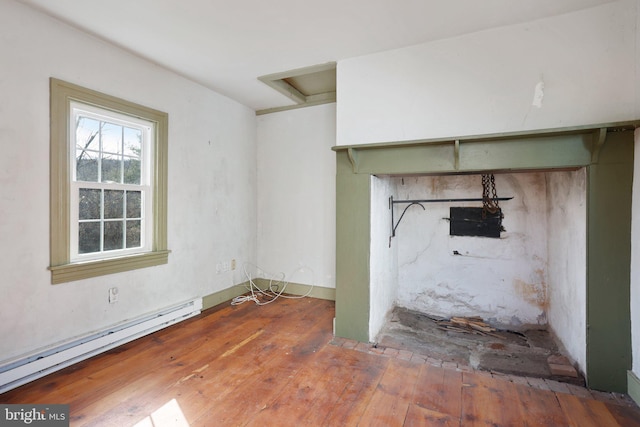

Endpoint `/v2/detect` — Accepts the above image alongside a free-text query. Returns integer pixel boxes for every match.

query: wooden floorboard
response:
[412,363,464,420]
[2,297,639,426]
[357,358,421,426]
[320,348,386,426]
[512,380,567,426]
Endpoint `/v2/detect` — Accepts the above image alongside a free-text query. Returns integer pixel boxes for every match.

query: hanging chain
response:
[482,174,500,218]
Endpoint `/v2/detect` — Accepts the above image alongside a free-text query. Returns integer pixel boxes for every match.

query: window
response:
[71,103,152,260]
[50,79,168,284]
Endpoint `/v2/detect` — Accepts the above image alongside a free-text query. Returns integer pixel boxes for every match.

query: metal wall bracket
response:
[389,196,425,246]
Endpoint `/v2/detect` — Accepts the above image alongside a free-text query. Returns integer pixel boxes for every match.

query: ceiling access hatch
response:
[257,62,336,115]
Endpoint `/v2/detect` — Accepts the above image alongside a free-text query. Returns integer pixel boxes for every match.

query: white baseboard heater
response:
[0,298,202,394]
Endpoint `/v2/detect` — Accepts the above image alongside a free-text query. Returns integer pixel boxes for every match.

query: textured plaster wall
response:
[385,171,586,368]
[546,169,587,372]
[337,1,638,146]
[393,173,550,328]
[369,176,398,340]
[0,1,256,362]
[256,104,337,288]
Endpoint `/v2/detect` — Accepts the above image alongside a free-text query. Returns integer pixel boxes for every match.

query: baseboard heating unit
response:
[0,297,202,394]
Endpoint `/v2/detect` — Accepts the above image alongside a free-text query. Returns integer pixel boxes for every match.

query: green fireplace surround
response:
[333,122,638,393]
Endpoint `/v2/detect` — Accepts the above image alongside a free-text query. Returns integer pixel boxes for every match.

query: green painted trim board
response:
[628,371,640,406]
[202,284,250,310]
[335,156,371,343]
[586,131,633,392]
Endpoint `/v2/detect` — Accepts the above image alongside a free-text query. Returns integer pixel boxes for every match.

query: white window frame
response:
[49,78,169,284]
[69,102,154,261]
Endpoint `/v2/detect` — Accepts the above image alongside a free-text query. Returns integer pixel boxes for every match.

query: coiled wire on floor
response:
[230,263,315,306]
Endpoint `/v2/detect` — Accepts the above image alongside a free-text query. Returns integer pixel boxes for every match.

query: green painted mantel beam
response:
[333,122,639,175]
[333,121,638,392]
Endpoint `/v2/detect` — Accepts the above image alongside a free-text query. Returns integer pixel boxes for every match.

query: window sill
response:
[49,250,170,284]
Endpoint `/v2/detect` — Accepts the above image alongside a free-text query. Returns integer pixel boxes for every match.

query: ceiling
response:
[17,0,613,112]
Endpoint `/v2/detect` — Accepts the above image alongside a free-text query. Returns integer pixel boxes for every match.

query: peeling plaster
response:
[393,173,551,328]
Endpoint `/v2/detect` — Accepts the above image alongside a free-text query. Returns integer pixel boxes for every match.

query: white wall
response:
[0,1,256,362]
[256,104,336,288]
[547,169,587,372]
[337,0,638,146]
[632,129,640,378]
[369,176,398,341]
[393,174,550,328]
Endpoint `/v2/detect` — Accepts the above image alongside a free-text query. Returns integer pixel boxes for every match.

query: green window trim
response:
[49,78,169,284]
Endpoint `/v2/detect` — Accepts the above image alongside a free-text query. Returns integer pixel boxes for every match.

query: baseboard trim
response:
[252,278,335,301]
[202,284,250,310]
[202,280,335,310]
[628,370,640,406]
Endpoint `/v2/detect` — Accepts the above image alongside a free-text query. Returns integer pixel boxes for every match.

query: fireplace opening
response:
[335,125,635,391]
[370,170,586,382]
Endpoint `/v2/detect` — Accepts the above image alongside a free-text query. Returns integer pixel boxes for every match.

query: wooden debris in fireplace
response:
[436,316,506,339]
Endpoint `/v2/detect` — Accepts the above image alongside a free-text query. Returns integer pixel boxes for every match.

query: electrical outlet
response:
[108,287,119,304]
[216,260,235,274]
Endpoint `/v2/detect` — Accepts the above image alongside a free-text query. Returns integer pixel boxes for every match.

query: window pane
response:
[104,221,123,251]
[76,149,99,182]
[123,157,141,184]
[104,190,124,219]
[126,220,141,248]
[101,122,123,155]
[76,117,100,152]
[126,191,142,218]
[124,127,142,157]
[79,222,101,254]
[79,189,101,220]
[101,152,121,183]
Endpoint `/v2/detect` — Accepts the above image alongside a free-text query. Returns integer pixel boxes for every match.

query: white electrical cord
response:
[231,262,315,306]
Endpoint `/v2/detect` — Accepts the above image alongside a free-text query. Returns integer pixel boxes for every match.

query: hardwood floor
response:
[2,297,639,426]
